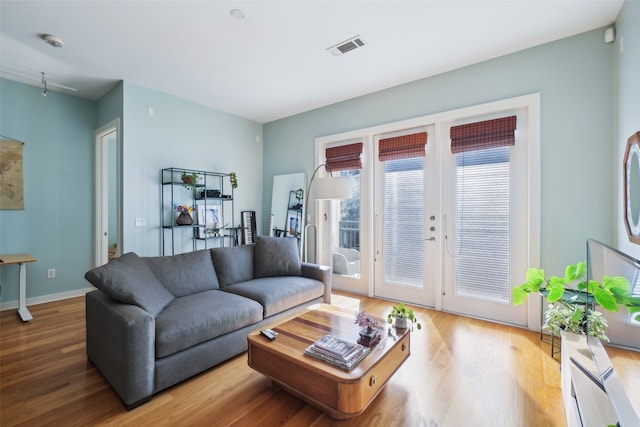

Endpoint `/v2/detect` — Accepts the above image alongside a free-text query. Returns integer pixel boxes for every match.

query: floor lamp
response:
[302,164,353,263]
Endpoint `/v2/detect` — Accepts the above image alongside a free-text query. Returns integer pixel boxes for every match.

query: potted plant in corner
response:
[512,261,640,342]
[387,303,422,330]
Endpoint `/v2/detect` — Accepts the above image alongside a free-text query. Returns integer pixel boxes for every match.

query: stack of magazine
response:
[304,334,370,371]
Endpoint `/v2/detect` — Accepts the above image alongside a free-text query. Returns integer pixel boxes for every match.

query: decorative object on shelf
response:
[294,188,304,208]
[230,172,238,189]
[512,261,639,342]
[176,212,193,225]
[387,303,422,330]
[181,172,199,190]
[175,204,194,225]
[623,131,640,244]
[355,311,380,347]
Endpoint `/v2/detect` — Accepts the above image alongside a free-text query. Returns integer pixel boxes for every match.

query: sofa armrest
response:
[301,262,332,304]
[85,290,155,409]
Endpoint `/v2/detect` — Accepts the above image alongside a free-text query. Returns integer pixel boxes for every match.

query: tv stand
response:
[561,331,639,427]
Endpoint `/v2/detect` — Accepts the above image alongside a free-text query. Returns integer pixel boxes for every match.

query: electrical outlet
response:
[135,217,146,227]
[47,268,55,279]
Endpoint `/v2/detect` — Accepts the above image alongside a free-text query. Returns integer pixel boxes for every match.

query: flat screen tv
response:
[584,238,640,427]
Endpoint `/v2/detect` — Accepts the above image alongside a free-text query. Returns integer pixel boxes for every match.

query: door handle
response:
[425,237,436,241]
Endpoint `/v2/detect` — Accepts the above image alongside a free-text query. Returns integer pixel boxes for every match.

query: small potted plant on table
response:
[387,303,422,330]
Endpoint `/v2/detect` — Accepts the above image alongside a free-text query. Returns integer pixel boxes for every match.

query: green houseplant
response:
[181,172,199,191]
[512,262,640,341]
[387,303,422,330]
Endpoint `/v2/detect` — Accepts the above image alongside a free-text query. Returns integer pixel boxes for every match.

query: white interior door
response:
[94,120,120,267]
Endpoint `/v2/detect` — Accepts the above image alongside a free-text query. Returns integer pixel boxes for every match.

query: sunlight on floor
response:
[331,293,361,312]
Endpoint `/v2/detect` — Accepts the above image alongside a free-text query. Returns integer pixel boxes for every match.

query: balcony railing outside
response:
[339,220,360,249]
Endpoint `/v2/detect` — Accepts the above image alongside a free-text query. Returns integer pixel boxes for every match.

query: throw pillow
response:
[84,252,174,316]
[143,250,220,297]
[254,235,302,278]
[211,245,255,287]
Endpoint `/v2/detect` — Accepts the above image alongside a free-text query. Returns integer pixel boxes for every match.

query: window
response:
[454,147,511,302]
[383,157,424,287]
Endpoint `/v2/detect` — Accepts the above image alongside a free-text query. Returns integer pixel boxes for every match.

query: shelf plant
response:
[512,262,640,341]
[181,172,199,190]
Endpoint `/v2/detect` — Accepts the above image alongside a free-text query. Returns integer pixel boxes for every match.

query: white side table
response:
[0,253,37,321]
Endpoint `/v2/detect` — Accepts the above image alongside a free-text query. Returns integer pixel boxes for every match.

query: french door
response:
[441,112,529,326]
[372,126,437,307]
[316,95,539,328]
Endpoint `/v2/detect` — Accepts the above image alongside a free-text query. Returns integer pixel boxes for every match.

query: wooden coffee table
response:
[247,303,410,419]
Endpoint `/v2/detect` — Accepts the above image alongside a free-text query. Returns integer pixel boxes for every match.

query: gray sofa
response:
[84,235,331,409]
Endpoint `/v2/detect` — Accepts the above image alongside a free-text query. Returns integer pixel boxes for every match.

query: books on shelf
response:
[304,335,370,371]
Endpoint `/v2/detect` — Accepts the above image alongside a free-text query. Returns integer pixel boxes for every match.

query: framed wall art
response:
[0,139,24,210]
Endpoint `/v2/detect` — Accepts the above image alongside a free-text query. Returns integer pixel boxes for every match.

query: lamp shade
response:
[313,176,353,200]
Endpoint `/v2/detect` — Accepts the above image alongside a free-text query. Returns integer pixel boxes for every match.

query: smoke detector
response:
[327,36,367,57]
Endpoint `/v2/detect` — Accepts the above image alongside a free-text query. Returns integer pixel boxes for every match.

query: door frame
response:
[94,119,121,267]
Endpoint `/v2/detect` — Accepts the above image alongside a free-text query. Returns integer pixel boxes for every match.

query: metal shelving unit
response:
[161,167,235,255]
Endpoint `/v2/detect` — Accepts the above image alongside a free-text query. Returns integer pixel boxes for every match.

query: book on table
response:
[304,335,370,370]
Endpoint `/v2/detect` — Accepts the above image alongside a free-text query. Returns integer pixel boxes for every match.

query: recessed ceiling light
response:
[42,34,64,48]
[230,9,244,20]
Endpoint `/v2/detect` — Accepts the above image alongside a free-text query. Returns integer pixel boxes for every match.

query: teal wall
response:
[0,79,97,302]
[0,79,262,305]
[120,82,263,256]
[263,27,616,274]
[615,1,640,259]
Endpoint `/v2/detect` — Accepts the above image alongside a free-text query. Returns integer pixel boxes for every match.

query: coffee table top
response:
[248,303,409,382]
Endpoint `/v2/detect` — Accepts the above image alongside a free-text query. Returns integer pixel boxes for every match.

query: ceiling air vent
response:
[327,36,367,57]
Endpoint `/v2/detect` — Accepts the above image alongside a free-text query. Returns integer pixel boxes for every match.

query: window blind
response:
[450,116,516,154]
[454,147,511,302]
[378,132,427,162]
[325,142,363,172]
[383,157,424,287]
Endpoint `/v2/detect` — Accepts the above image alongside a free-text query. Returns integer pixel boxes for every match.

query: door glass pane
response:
[383,157,424,288]
[454,147,510,302]
[333,170,360,277]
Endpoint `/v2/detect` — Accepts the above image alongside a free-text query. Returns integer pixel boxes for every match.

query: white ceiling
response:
[0,1,623,124]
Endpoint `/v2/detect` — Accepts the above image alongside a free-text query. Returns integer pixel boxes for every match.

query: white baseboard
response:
[0,287,96,312]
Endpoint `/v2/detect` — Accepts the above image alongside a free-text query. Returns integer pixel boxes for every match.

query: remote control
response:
[260,329,277,341]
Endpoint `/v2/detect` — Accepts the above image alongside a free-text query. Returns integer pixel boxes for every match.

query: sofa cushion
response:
[154,290,263,358]
[84,252,174,316]
[254,235,302,278]
[223,276,324,317]
[211,245,254,287]
[143,250,219,297]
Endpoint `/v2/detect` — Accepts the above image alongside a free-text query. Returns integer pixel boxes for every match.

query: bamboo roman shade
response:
[325,142,363,172]
[378,131,427,161]
[450,116,517,154]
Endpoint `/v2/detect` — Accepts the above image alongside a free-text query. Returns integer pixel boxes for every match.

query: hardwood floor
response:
[1,291,639,427]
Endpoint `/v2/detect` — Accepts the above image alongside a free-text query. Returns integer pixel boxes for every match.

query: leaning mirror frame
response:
[623,131,640,244]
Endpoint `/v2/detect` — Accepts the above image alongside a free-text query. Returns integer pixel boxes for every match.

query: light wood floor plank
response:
[1,291,638,426]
